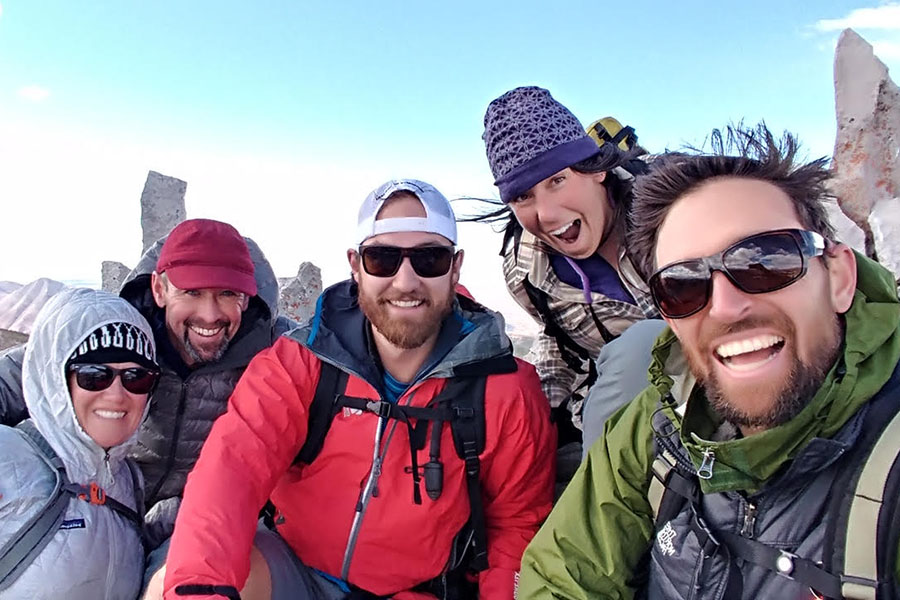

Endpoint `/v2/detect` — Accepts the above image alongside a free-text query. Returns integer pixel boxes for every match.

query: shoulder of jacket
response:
[599,385,661,467]
[0,427,56,491]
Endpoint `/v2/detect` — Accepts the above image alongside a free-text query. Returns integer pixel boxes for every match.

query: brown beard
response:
[687,314,842,431]
[358,286,454,350]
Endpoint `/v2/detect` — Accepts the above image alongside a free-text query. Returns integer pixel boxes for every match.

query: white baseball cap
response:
[356,179,458,245]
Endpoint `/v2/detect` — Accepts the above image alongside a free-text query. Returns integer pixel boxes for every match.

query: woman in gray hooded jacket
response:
[0,287,159,599]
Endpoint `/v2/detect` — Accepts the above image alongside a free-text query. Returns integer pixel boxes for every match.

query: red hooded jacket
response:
[163,282,556,599]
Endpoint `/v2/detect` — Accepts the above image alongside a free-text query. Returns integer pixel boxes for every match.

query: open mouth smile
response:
[548,219,582,243]
[714,334,785,372]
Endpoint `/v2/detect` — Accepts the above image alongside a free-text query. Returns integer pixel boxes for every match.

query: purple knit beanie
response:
[482,86,600,203]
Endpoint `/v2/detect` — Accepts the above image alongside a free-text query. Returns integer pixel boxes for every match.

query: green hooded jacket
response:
[517,253,900,599]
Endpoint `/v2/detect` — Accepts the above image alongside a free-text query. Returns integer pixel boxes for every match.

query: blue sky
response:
[1,1,898,328]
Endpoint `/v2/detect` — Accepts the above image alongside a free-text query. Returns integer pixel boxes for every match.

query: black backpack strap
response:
[295,361,349,465]
[446,376,489,572]
[521,277,593,376]
[610,125,636,148]
[265,361,348,528]
[714,530,842,599]
[125,459,146,543]
[60,480,143,530]
[174,584,241,599]
[0,421,69,590]
[521,277,598,421]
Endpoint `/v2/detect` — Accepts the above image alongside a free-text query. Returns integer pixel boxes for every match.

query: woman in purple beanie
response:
[474,86,665,482]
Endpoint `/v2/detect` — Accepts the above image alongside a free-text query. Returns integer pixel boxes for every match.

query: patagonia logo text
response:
[657,521,678,557]
[60,519,86,530]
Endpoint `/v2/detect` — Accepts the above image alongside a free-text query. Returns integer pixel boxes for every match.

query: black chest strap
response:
[293,361,493,573]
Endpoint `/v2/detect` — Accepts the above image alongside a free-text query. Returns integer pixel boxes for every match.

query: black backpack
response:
[263,356,517,599]
[0,420,143,590]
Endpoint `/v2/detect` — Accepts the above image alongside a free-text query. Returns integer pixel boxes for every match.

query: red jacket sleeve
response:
[163,337,318,599]
[478,359,557,599]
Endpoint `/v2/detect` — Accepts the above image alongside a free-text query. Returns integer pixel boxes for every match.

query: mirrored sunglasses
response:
[648,228,827,319]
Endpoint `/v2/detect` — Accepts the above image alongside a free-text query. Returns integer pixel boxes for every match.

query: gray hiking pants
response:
[143,525,347,600]
[581,319,668,459]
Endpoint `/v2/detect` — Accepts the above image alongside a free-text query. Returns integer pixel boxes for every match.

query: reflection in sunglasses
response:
[649,229,826,319]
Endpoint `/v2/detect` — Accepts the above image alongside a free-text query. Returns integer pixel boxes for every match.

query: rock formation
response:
[140,170,187,254]
[102,260,133,293]
[831,29,900,279]
[278,262,323,325]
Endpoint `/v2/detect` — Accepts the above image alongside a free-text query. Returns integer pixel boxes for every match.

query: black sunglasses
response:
[358,245,457,278]
[649,228,827,319]
[68,364,161,395]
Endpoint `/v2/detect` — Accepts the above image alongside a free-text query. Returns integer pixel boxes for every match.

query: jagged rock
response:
[278,262,322,325]
[0,328,27,352]
[141,171,187,253]
[102,261,132,293]
[830,28,900,272]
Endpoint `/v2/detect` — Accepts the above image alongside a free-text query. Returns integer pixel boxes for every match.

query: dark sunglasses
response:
[649,228,827,319]
[358,245,457,278]
[68,364,161,395]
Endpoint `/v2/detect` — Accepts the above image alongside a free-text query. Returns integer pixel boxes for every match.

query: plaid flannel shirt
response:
[503,230,659,428]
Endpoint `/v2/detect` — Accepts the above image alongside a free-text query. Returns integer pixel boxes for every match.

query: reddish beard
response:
[684,313,842,431]
[358,287,454,350]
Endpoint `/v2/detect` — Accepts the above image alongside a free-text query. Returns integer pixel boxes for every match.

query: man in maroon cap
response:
[122,219,293,588]
[0,218,294,594]
[150,219,259,367]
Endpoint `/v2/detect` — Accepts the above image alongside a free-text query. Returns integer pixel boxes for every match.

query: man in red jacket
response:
[161,179,556,600]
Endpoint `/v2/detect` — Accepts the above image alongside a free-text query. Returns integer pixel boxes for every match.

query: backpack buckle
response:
[366,400,392,418]
[453,406,474,419]
[78,482,106,505]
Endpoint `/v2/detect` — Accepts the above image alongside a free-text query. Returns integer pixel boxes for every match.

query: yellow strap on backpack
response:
[587,117,636,152]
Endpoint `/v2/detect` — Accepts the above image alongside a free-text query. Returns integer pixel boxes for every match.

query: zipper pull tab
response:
[741,502,757,538]
[697,448,715,480]
[103,452,114,484]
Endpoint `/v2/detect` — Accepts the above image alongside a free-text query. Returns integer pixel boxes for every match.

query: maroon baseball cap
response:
[156,219,257,297]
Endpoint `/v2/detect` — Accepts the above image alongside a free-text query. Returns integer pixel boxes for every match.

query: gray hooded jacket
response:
[0,288,153,600]
[0,237,294,548]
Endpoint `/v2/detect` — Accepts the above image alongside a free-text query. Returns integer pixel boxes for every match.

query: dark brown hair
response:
[627,122,835,280]
[462,142,647,256]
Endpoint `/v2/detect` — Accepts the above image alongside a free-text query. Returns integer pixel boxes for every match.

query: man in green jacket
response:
[518,123,900,599]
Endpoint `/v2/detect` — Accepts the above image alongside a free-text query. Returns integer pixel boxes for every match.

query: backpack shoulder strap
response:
[0,421,69,590]
[295,360,349,465]
[446,375,489,572]
[126,459,144,523]
[648,402,698,527]
[841,403,900,600]
[521,276,598,395]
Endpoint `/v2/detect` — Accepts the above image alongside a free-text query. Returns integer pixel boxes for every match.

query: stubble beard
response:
[358,287,454,350]
[181,324,233,366]
[686,314,843,432]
